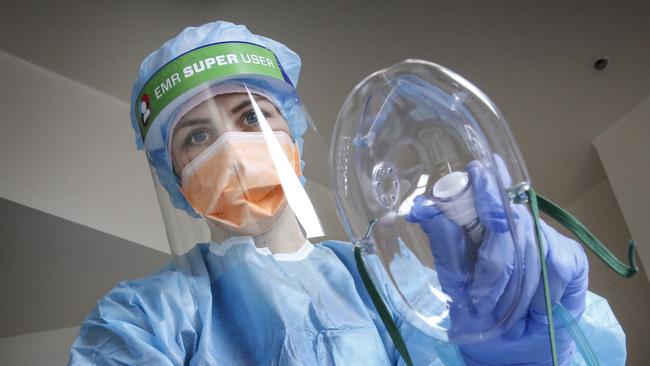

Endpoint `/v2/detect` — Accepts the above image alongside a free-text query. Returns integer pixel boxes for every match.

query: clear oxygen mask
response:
[330,59,535,343]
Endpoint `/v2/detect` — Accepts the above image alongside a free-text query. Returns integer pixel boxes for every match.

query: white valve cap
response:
[432,171,479,227]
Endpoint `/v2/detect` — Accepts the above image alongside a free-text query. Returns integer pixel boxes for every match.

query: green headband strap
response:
[135,42,287,142]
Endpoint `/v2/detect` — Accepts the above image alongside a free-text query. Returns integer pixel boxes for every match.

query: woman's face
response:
[170,92,291,176]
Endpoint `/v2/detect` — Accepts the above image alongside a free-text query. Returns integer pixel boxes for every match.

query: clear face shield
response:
[134,42,333,289]
[160,83,326,250]
[173,88,299,238]
[331,60,538,344]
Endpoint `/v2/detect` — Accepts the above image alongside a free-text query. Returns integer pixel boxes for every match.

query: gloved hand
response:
[406,158,589,365]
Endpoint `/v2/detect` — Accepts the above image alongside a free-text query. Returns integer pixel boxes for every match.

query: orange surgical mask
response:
[180,131,301,234]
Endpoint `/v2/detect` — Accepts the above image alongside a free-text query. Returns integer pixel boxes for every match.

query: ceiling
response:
[1,0,649,204]
[1,0,649,337]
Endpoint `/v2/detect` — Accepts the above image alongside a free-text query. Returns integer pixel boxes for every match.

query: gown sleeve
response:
[67,264,200,366]
[568,291,626,366]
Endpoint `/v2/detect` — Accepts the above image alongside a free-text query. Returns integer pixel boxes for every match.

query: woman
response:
[68,20,626,365]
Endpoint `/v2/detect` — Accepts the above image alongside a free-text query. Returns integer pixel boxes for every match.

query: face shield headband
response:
[133,41,293,145]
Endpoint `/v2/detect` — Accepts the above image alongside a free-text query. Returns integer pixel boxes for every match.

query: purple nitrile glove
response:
[407,157,588,365]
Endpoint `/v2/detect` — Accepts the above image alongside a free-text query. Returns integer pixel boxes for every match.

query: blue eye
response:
[243,111,259,125]
[187,130,209,146]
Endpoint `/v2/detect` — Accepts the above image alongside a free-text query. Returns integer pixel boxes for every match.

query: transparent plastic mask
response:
[331,60,534,343]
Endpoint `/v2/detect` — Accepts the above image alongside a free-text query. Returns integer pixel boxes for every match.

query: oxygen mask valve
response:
[432,171,484,244]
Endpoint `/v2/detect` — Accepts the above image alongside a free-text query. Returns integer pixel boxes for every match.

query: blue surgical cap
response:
[129,20,307,215]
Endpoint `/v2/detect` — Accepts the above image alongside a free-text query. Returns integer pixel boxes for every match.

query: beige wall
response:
[566,179,650,366]
[0,50,169,254]
[594,96,650,283]
[0,326,79,365]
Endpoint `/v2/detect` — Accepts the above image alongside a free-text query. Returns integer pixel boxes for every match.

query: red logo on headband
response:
[140,94,151,126]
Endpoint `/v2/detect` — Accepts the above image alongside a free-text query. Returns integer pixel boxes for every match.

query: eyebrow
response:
[176,117,212,130]
[230,95,268,114]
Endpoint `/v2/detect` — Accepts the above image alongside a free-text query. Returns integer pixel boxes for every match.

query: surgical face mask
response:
[180,131,301,235]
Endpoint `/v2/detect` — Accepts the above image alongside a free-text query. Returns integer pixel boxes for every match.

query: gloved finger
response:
[406,195,472,296]
[405,194,442,222]
[468,230,515,315]
[484,209,542,335]
[466,161,513,233]
[491,154,513,188]
[529,221,588,323]
[407,196,467,267]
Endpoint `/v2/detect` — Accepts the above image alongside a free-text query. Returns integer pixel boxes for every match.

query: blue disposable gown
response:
[68,237,626,365]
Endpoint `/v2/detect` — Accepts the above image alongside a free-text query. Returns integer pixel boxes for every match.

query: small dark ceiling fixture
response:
[592,56,609,71]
